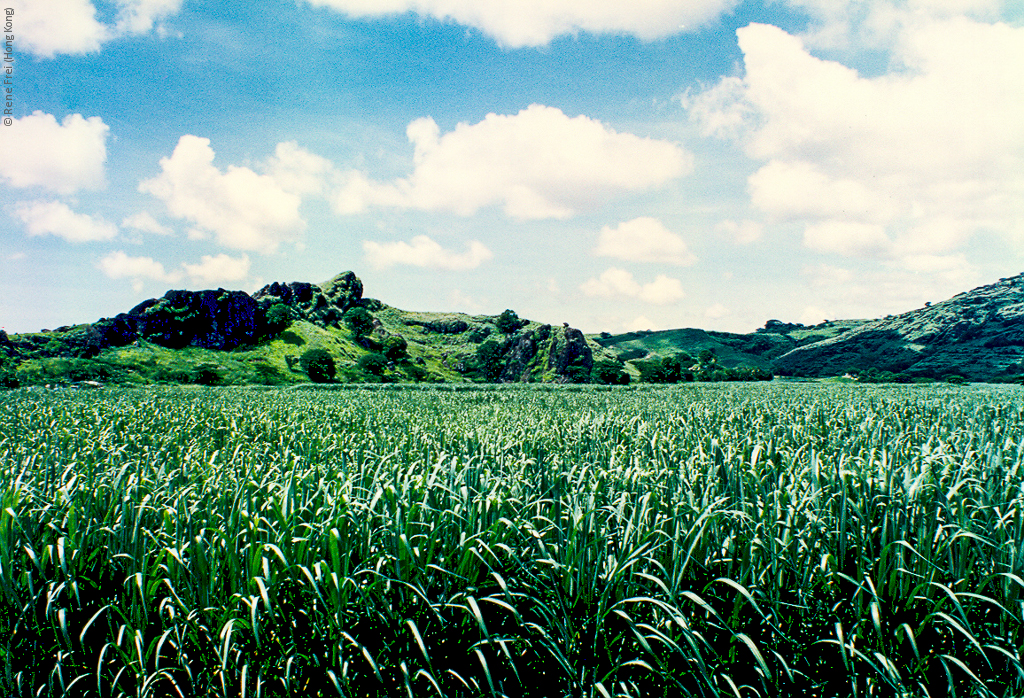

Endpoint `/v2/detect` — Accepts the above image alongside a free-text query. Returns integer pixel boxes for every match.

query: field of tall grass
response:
[2,382,1023,697]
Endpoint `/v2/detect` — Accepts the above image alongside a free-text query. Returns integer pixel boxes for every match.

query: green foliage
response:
[0,355,20,388]
[344,306,375,339]
[467,326,491,343]
[300,347,336,383]
[357,352,387,377]
[474,339,504,382]
[279,330,305,346]
[1,385,1023,697]
[383,334,408,361]
[265,303,293,333]
[698,347,717,364]
[495,308,522,334]
[591,359,629,385]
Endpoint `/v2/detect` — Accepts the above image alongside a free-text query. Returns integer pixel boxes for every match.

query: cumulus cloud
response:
[182,253,252,284]
[715,219,763,244]
[705,303,730,319]
[9,0,182,58]
[12,200,117,242]
[688,19,1024,264]
[304,0,738,47]
[140,135,306,253]
[580,267,685,305]
[594,217,697,265]
[363,235,493,270]
[97,250,178,283]
[624,315,657,332]
[263,141,334,196]
[335,105,691,220]
[122,211,173,236]
[0,112,109,194]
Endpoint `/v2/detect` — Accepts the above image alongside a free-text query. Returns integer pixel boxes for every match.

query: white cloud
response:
[715,219,763,244]
[799,305,834,326]
[335,105,691,220]
[0,112,109,194]
[594,217,697,265]
[689,19,1024,266]
[263,141,334,196]
[705,303,730,319]
[182,253,251,284]
[580,267,685,305]
[363,235,493,270]
[12,200,117,242]
[140,135,306,253]
[304,0,738,47]
[97,250,178,283]
[8,0,182,58]
[803,221,892,258]
[114,0,183,36]
[624,315,656,332]
[122,211,173,236]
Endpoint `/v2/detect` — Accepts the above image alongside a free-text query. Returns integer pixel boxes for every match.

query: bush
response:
[265,303,293,334]
[474,340,504,382]
[344,307,375,340]
[592,360,629,385]
[383,335,408,361]
[357,353,387,377]
[301,348,336,383]
[496,309,523,334]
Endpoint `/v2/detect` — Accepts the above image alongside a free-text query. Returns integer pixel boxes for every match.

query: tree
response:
[592,360,628,385]
[265,303,293,334]
[357,353,387,377]
[698,348,717,365]
[344,307,374,339]
[383,335,408,361]
[496,309,522,334]
[301,348,336,383]
[475,340,504,382]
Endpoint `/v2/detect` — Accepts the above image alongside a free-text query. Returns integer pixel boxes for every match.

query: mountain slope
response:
[772,274,1024,380]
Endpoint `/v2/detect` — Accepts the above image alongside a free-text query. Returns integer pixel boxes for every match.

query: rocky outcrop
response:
[404,317,470,334]
[547,326,593,382]
[773,273,1024,380]
[127,289,262,350]
[499,331,538,382]
[253,271,363,327]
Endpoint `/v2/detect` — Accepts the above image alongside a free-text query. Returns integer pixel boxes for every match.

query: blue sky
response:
[2,0,1023,334]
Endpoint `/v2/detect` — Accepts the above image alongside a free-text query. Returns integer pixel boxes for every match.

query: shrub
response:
[344,307,375,339]
[474,340,504,382]
[496,309,523,334]
[265,303,293,334]
[357,353,387,377]
[383,335,408,361]
[300,348,336,383]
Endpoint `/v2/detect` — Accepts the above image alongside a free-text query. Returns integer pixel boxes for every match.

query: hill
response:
[771,274,1024,381]
[0,272,601,387]
[2,270,1023,386]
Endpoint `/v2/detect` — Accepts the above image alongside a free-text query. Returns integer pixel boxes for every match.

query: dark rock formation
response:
[547,326,593,382]
[404,317,470,334]
[253,271,363,327]
[499,332,538,382]
[773,273,1024,380]
[126,289,261,350]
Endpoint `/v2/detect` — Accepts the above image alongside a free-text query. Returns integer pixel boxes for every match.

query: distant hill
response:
[771,274,1024,381]
[2,270,1023,386]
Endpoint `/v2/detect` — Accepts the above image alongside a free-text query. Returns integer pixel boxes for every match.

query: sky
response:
[1,0,1023,335]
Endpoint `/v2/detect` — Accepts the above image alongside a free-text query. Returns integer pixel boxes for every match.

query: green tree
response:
[383,335,408,361]
[357,353,387,377]
[495,309,522,334]
[475,340,504,382]
[344,307,375,339]
[591,360,628,385]
[301,348,336,383]
[265,303,293,334]
[698,348,717,365]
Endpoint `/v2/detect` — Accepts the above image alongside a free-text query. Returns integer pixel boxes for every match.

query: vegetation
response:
[300,348,336,383]
[343,307,374,340]
[2,383,1023,696]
